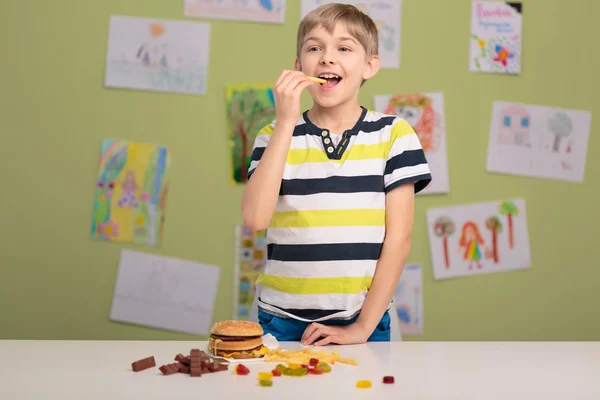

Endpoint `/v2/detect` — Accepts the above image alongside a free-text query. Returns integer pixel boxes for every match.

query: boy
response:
[241,3,431,346]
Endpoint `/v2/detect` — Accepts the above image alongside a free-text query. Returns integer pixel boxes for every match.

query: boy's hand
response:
[301,322,370,346]
[272,70,314,127]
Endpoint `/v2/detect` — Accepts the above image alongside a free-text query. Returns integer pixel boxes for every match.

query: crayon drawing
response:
[374,92,450,194]
[226,84,276,184]
[487,101,592,182]
[233,225,268,320]
[104,15,210,95]
[393,264,423,335]
[91,140,170,246]
[426,199,531,280]
[470,2,522,74]
[300,0,401,68]
[184,0,286,24]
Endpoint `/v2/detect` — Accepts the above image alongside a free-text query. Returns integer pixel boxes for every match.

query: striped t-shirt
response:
[248,106,432,322]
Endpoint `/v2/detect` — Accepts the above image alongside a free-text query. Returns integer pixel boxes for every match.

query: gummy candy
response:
[292,367,308,377]
[258,372,273,380]
[271,369,282,377]
[234,364,249,375]
[258,379,273,387]
[287,363,301,369]
[383,376,395,384]
[308,368,324,375]
[316,362,331,373]
[275,364,286,372]
[283,368,294,376]
[309,358,319,366]
[356,380,372,389]
[300,364,309,369]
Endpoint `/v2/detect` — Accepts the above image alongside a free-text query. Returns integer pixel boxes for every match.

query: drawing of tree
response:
[485,216,503,263]
[498,201,519,249]
[433,216,456,268]
[227,86,276,183]
[548,112,573,153]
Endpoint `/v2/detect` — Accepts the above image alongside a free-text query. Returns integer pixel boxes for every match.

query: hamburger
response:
[208,320,269,359]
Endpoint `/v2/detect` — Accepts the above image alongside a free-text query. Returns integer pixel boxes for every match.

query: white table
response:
[1,340,599,399]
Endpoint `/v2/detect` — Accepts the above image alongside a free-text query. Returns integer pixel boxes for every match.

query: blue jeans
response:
[258,309,391,342]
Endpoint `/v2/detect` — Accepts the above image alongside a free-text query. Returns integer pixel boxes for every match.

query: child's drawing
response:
[427,199,531,280]
[300,0,401,68]
[485,216,503,263]
[470,2,523,74]
[104,15,210,95]
[458,221,487,271]
[393,264,423,335]
[226,84,276,184]
[91,140,170,246]
[233,225,268,320]
[184,0,286,24]
[487,101,591,182]
[433,216,455,269]
[498,105,531,146]
[374,92,450,194]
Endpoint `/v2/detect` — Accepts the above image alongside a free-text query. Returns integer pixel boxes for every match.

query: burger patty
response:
[209,334,262,341]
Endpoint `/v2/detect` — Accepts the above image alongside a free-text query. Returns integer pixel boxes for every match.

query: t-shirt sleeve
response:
[384,118,432,194]
[247,122,274,181]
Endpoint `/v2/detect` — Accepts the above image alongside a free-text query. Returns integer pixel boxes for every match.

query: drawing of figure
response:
[458,221,487,271]
[384,94,441,152]
[498,105,531,146]
[117,171,139,208]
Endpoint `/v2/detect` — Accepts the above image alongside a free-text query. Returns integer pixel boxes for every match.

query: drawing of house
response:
[498,105,531,147]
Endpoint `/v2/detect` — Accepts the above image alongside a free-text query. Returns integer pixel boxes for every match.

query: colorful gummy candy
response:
[234,364,249,375]
[258,379,273,387]
[258,372,273,380]
[271,369,282,377]
[309,358,319,366]
[383,376,395,384]
[356,380,372,389]
[316,362,331,373]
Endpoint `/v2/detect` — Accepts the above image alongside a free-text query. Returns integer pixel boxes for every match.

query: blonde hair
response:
[296,3,379,59]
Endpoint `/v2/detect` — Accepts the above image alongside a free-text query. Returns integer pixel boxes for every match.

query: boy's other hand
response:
[300,322,369,346]
[273,70,314,127]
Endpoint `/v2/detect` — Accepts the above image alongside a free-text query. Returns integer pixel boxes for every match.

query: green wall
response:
[1,0,598,341]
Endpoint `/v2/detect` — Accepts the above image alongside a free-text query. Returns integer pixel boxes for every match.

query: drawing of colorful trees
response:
[498,201,519,249]
[485,216,503,263]
[433,216,456,268]
[226,84,276,184]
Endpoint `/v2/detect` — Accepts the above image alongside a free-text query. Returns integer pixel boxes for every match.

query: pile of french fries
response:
[265,348,358,366]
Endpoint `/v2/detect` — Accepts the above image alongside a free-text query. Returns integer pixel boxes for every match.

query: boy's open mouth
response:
[318,73,342,90]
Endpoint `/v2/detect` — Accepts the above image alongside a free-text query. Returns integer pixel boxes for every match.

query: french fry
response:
[307,76,326,84]
[264,347,358,366]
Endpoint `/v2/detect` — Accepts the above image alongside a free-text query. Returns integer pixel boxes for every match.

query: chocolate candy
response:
[131,356,156,372]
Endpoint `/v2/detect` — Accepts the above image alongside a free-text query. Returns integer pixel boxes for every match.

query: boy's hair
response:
[296,3,379,59]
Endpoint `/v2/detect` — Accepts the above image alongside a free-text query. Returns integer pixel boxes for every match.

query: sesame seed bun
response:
[210,320,263,337]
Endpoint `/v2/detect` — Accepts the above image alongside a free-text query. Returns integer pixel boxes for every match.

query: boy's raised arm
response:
[241,70,315,231]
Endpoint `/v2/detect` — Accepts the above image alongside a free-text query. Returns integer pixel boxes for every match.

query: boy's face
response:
[295,22,380,109]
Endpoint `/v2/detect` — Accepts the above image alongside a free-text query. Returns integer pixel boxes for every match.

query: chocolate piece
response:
[131,356,156,372]
[159,362,183,375]
[179,365,190,374]
[175,354,190,365]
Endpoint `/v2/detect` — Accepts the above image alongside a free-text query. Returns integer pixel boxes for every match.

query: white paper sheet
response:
[486,101,592,182]
[104,15,210,95]
[393,264,423,335]
[469,1,523,74]
[184,0,286,24]
[426,199,531,280]
[300,0,401,69]
[110,250,220,336]
[374,92,450,194]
